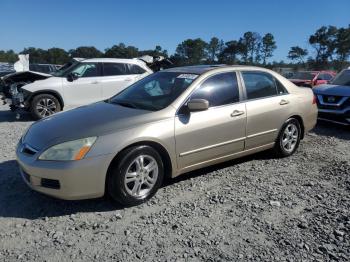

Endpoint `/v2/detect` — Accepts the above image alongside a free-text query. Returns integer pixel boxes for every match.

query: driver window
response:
[191,72,240,107]
[72,63,100,78]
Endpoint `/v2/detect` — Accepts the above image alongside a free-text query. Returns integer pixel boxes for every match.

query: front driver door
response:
[175,72,246,171]
[63,62,103,109]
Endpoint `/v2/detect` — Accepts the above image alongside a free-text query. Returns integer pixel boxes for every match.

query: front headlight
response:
[39,137,97,161]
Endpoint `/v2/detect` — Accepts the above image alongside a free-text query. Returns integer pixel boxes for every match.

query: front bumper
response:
[16,146,115,200]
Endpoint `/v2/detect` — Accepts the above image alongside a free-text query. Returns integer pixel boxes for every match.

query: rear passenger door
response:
[100,63,148,99]
[241,71,291,149]
[175,72,246,171]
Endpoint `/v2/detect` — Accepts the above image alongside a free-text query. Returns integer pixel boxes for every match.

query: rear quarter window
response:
[103,63,128,76]
[128,64,146,74]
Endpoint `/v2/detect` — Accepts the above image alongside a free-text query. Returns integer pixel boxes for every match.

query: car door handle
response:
[280,99,289,105]
[90,81,100,84]
[124,78,133,81]
[230,110,245,117]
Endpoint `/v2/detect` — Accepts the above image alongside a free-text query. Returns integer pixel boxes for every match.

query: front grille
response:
[41,178,60,189]
[322,95,343,104]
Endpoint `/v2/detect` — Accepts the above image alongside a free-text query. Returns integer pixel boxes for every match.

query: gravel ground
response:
[0,104,349,262]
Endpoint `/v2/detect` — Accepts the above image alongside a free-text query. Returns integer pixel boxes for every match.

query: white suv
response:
[4,58,153,119]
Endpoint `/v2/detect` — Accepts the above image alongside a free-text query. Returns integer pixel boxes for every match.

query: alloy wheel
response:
[36,98,57,117]
[124,155,159,197]
[282,123,299,153]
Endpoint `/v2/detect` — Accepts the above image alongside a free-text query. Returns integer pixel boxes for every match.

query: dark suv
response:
[313,69,350,126]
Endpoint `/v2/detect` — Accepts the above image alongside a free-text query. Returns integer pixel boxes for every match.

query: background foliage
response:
[0,25,349,71]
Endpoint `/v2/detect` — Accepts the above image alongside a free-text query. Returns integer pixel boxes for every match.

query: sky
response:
[1,0,349,62]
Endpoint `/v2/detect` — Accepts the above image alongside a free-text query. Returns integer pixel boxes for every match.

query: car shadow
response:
[165,150,271,186]
[0,150,271,220]
[311,121,350,140]
[0,108,33,122]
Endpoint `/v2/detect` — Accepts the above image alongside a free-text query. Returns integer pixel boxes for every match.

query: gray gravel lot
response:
[0,104,349,261]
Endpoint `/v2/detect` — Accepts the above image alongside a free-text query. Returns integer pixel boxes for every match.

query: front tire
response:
[273,118,301,157]
[30,94,62,120]
[108,145,164,206]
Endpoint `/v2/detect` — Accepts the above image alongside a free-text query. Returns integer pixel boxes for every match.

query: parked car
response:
[29,64,59,74]
[0,63,59,77]
[1,58,154,119]
[0,62,15,77]
[16,65,317,206]
[288,71,336,88]
[0,70,15,77]
[313,69,350,125]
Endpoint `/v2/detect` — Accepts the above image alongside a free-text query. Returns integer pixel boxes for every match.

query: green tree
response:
[104,43,139,58]
[206,37,224,62]
[218,40,241,64]
[174,38,208,65]
[0,50,18,63]
[239,32,261,64]
[261,33,277,64]
[69,46,103,58]
[20,47,49,63]
[309,26,337,67]
[335,25,350,67]
[138,45,168,57]
[287,46,308,63]
[46,48,70,64]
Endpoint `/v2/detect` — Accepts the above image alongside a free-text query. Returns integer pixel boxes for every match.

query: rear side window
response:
[242,71,286,99]
[103,63,128,76]
[191,72,239,107]
[128,64,146,74]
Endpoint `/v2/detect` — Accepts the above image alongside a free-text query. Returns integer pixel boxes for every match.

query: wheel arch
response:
[28,90,64,109]
[105,140,174,193]
[289,114,305,139]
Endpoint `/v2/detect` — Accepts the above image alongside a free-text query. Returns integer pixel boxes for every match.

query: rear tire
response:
[108,145,164,206]
[273,118,301,157]
[30,94,61,120]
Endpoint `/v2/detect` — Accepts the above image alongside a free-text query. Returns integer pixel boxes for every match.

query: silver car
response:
[16,65,317,206]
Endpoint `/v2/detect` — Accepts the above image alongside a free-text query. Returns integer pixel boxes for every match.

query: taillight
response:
[312,95,317,104]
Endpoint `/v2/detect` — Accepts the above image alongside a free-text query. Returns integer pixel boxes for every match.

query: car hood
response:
[24,102,172,150]
[21,76,62,91]
[313,84,350,96]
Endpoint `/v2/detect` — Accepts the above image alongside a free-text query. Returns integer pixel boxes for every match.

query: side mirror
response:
[67,72,78,82]
[187,99,209,112]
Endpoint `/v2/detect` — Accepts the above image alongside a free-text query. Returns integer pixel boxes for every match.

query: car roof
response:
[81,58,145,65]
[162,64,260,75]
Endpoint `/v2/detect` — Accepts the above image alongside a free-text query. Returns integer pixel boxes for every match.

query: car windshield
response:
[331,70,350,86]
[51,61,80,77]
[109,72,198,111]
[291,72,316,80]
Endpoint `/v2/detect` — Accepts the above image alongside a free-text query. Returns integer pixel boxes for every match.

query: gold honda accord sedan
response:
[16,65,317,206]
